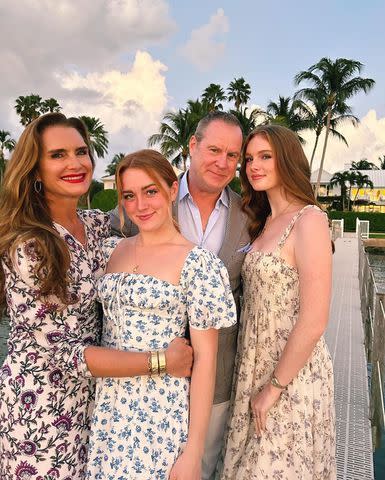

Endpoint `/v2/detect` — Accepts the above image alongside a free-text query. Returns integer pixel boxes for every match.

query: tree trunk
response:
[353,186,361,206]
[315,108,332,197]
[347,186,351,211]
[0,151,4,185]
[341,184,346,211]
[309,132,320,170]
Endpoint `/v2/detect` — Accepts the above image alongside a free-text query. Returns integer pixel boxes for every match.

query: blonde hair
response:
[115,149,179,233]
[0,113,94,311]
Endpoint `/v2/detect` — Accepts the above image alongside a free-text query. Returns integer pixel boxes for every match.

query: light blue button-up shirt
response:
[177,171,229,255]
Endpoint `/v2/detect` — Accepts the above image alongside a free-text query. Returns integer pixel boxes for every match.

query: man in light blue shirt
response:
[178,171,229,255]
[176,112,248,480]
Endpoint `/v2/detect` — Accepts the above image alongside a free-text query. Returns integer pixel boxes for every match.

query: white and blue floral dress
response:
[86,239,236,480]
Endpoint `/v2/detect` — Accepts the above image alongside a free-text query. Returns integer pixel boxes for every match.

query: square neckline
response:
[102,244,201,289]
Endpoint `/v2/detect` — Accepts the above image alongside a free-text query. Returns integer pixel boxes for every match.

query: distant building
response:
[101,174,116,190]
[310,169,340,196]
[350,170,385,205]
[311,167,385,211]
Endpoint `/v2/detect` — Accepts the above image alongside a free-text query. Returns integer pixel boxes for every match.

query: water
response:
[367,247,385,293]
[366,246,385,479]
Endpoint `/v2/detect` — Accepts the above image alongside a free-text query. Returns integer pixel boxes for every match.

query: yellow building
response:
[349,170,385,212]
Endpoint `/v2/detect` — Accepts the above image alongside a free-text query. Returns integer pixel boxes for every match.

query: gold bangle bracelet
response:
[150,351,159,376]
[271,374,287,390]
[158,350,166,375]
[147,352,152,374]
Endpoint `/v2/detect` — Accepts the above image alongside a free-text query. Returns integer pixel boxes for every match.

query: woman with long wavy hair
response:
[221,125,336,479]
[0,113,192,479]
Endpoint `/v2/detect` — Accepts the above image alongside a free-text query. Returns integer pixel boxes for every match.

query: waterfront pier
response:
[326,236,375,479]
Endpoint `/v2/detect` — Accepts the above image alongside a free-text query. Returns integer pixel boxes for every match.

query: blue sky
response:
[1,0,384,179]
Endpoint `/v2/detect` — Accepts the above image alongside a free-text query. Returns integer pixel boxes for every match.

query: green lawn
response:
[370,233,385,239]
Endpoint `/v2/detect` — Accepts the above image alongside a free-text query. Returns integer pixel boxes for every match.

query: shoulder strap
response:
[277,205,318,250]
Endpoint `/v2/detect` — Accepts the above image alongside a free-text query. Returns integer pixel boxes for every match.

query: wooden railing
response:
[358,233,385,449]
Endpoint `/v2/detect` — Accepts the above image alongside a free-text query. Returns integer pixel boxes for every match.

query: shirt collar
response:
[178,170,229,208]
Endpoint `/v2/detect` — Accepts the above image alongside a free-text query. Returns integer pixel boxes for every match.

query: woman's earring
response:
[34,180,42,194]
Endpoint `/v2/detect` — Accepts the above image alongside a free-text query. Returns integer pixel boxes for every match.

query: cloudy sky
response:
[1,0,385,179]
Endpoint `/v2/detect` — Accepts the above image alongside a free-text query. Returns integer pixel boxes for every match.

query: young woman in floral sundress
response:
[221,125,336,479]
[0,114,192,480]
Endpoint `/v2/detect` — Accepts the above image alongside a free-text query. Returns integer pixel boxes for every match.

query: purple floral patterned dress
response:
[0,210,109,480]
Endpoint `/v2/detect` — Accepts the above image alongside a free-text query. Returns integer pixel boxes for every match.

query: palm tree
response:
[15,94,43,125]
[295,58,375,195]
[378,155,385,169]
[329,171,351,211]
[148,109,195,171]
[41,98,62,113]
[186,99,210,125]
[350,171,373,206]
[230,106,266,138]
[79,116,109,159]
[105,153,125,176]
[227,77,251,111]
[201,84,226,111]
[266,96,312,143]
[0,130,16,184]
[293,89,356,169]
[351,159,378,170]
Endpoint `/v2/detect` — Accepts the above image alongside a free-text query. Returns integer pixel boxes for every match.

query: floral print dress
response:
[86,240,237,480]
[221,205,336,480]
[0,210,109,480]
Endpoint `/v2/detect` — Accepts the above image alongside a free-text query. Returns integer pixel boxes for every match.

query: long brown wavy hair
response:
[0,113,94,311]
[240,124,321,241]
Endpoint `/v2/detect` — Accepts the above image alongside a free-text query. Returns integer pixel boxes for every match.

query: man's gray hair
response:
[194,111,242,142]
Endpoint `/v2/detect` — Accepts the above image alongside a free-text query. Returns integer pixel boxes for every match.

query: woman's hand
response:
[169,450,201,480]
[250,383,282,436]
[165,337,193,377]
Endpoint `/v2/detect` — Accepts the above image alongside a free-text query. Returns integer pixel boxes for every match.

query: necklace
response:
[132,232,179,274]
[132,236,140,273]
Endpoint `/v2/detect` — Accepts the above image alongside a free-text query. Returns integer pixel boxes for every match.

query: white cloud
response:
[303,110,385,173]
[0,1,175,178]
[179,8,229,71]
[58,51,168,178]
[0,0,175,124]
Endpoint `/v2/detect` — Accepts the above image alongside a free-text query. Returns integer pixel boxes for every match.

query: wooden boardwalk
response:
[325,237,374,479]
[0,236,375,478]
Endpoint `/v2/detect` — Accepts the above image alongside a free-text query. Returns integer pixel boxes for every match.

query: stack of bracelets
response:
[148,350,167,375]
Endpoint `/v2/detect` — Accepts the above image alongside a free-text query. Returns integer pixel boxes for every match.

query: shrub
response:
[229,177,241,194]
[91,189,118,212]
[328,211,385,232]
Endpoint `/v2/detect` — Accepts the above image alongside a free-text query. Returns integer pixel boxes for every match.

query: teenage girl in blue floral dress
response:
[86,149,237,480]
[0,114,192,479]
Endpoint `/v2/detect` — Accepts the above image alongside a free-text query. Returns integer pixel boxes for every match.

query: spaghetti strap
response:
[276,205,321,250]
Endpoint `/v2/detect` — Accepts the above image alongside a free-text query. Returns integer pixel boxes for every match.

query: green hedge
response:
[91,189,118,212]
[328,211,385,232]
[229,176,241,194]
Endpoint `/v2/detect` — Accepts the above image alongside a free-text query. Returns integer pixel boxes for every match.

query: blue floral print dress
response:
[0,210,109,480]
[86,239,237,480]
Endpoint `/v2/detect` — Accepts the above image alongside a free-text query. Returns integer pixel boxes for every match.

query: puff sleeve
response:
[183,248,237,330]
